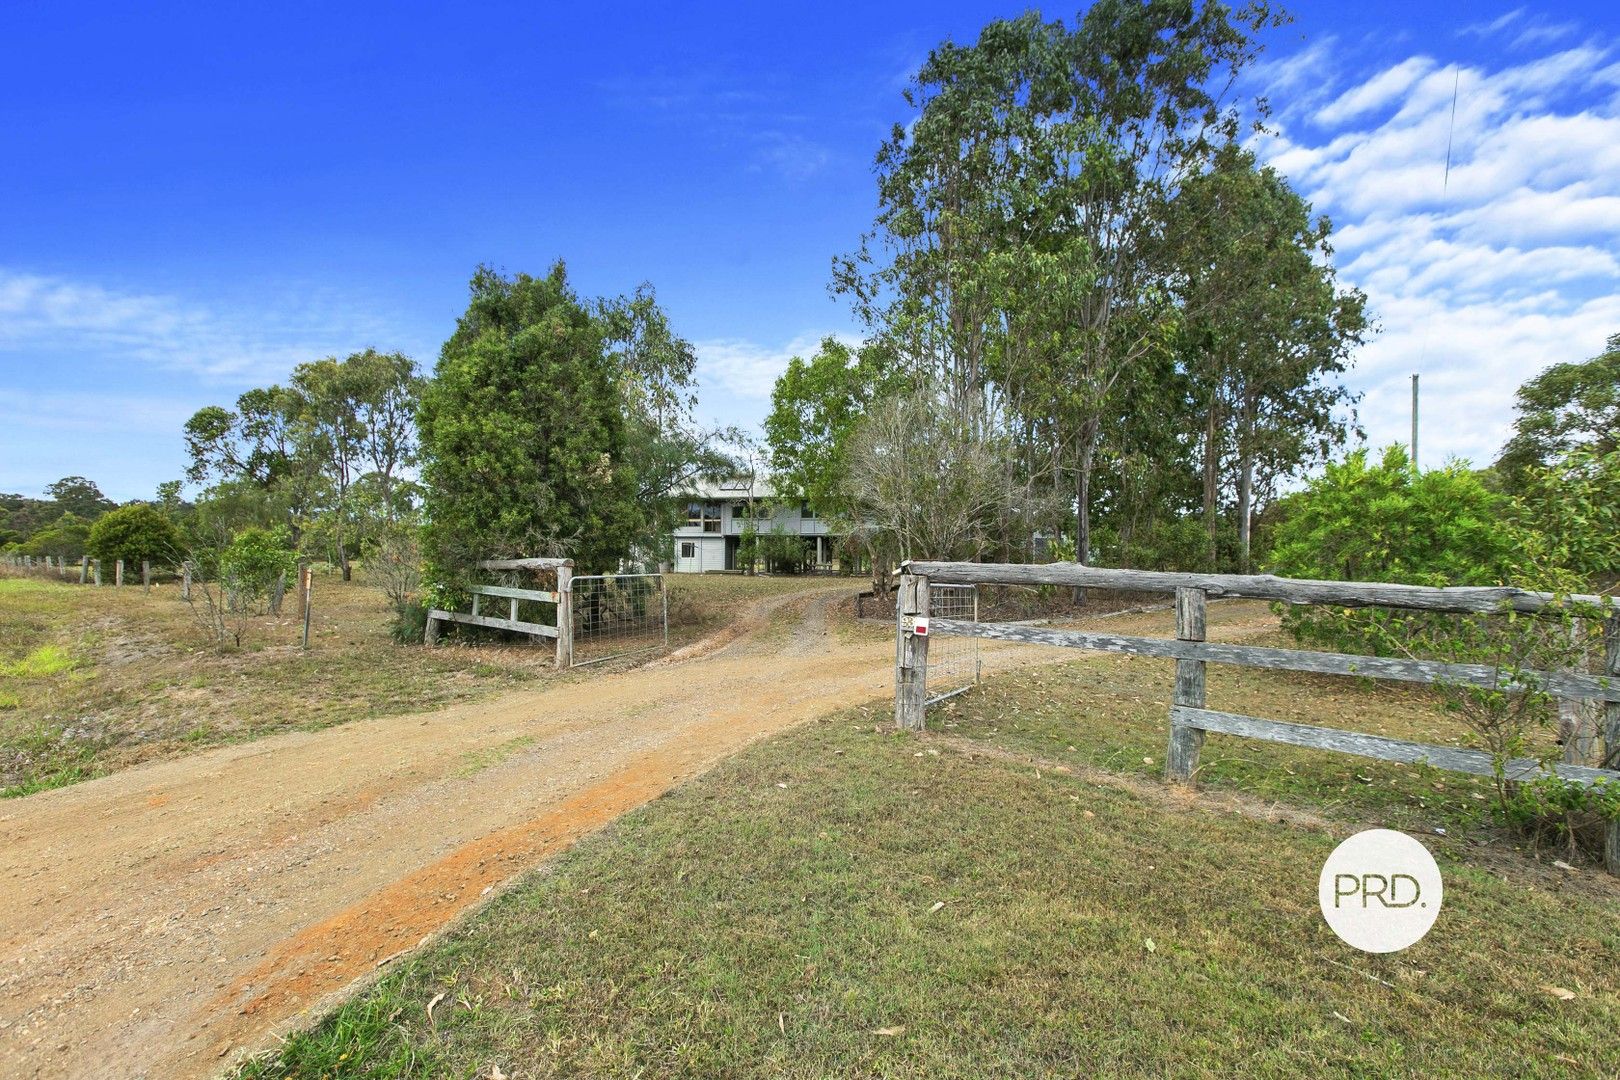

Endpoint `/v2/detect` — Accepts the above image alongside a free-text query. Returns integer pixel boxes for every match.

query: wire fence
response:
[571,573,668,667]
[926,582,979,704]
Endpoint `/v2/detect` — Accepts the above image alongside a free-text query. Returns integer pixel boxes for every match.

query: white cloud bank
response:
[1251,37,1620,468]
[0,269,405,384]
[694,331,859,402]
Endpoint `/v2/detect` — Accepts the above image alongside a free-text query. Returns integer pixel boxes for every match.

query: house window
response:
[800,501,817,519]
[685,502,721,533]
[735,501,768,521]
[687,501,722,533]
[679,541,696,559]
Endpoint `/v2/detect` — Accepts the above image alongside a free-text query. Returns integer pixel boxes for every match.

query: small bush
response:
[364,523,424,634]
[1095,516,1221,571]
[19,512,92,561]
[758,527,809,574]
[390,601,430,644]
[221,527,299,615]
[86,504,183,570]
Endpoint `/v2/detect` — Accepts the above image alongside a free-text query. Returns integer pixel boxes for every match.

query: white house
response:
[671,477,840,573]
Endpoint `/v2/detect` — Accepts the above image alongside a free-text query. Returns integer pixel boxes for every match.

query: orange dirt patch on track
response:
[219,756,676,1024]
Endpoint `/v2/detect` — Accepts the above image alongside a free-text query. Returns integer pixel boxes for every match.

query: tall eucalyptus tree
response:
[837,1,1283,563]
[1166,141,1366,569]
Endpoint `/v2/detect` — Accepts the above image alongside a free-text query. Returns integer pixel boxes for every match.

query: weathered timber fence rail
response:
[894,560,1620,872]
[425,557,575,667]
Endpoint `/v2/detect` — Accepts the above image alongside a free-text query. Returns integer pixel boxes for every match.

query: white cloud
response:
[1254,36,1620,468]
[694,332,857,400]
[1458,8,1576,49]
[1252,36,1339,97]
[750,132,833,180]
[0,388,193,436]
[1459,9,1525,39]
[1511,21,1580,49]
[1315,57,1436,125]
[0,269,407,384]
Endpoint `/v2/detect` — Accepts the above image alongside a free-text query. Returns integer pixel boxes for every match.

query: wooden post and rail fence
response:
[894,560,1620,874]
[424,557,575,668]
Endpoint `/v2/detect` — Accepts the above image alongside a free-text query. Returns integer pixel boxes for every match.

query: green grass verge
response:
[239,709,1620,1079]
[931,641,1550,846]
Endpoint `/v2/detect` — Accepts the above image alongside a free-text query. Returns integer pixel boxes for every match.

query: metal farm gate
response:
[923,582,980,704]
[570,573,668,667]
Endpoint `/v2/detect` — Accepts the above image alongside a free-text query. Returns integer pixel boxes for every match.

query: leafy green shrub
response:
[1266,446,1522,653]
[1501,774,1620,859]
[1095,516,1220,571]
[19,512,91,560]
[389,601,430,645]
[1509,449,1620,587]
[757,527,808,574]
[221,527,299,615]
[417,265,639,585]
[1271,445,1618,856]
[86,504,183,570]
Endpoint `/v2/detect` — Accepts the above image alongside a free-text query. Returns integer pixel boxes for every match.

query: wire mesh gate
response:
[925,582,979,703]
[570,573,668,667]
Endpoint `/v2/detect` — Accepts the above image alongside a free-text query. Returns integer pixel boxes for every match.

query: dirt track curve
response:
[0,588,1075,1079]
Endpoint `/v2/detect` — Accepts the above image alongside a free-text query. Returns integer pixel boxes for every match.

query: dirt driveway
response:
[0,588,1080,1079]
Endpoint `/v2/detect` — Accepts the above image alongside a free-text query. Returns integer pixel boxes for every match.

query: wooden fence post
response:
[79,556,89,585]
[93,559,101,587]
[555,561,574,668]
[181,561,192,601]
[895,572,930,731]
[1165,586,1208,782]
[115,559,124,588]
[1604,615,1620,874]
[142,560,151,593]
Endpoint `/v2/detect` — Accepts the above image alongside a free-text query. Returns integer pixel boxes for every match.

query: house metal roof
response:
[682,476,779,500]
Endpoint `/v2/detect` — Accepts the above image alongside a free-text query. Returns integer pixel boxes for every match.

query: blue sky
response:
[2,2,1617,501]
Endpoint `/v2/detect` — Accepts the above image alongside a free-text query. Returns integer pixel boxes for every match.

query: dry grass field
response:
[0,566,836,797]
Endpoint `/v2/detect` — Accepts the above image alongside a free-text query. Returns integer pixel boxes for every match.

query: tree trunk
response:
[1203,400,1220,567]
[1073,430,1096,606]
[1118,458,1135,568]
[1237,454,1254,574]
[336,505,352,582]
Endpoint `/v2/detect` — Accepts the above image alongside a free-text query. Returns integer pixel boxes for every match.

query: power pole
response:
[1410,373,1420,473]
